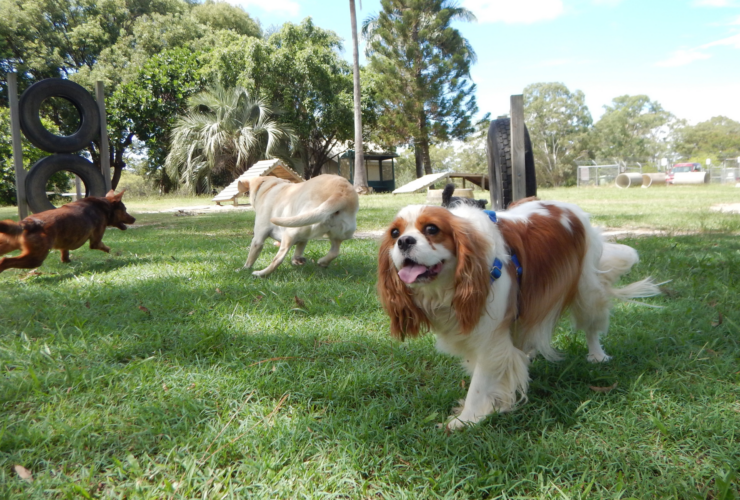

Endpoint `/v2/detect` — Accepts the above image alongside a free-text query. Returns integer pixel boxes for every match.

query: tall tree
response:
[363,0,478,177]
[105,48,207,191]
[524,82,592,186]
[202,19,362,179]
[1,0,261,188]
[673,116,740,165]
[349,0,368,193]
[165,85,295,193]
[592,95,673,164]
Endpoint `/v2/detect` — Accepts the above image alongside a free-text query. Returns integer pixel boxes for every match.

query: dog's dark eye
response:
[390,228,400,238]
[424,224,439,235]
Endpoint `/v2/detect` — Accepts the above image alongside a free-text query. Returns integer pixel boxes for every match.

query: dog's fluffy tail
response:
[441,183,455,208]
[270,194,349,227]
[0,220,23,236]
[599,242,662,301]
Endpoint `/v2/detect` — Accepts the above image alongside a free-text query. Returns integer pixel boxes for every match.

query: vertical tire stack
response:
[486,117,537,209]
[18,79,106,213]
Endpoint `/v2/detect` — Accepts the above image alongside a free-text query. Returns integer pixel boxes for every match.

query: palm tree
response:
[165,85,295,193]
[350,0,368,194]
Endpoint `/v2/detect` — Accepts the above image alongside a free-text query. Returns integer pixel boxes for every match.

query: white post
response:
[8,73,29,219]
[95,81,112,192]
[75,175,82,200]
[510,95,526,203]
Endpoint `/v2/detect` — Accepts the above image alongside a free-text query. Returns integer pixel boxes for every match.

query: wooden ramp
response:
[212,159,303,205]
[392,172,450,194]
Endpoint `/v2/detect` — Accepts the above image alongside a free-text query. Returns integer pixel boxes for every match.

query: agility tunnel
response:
[615,173,643,188]
[672,172,710,185]
[641,173,666,187]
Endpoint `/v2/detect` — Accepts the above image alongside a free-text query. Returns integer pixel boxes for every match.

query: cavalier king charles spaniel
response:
[377,200,660,430]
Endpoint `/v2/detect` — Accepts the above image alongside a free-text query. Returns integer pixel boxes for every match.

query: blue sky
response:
[227,0,740,125]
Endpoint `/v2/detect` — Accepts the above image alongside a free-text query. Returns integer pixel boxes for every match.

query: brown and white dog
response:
[377,200,660,430]
[0,190,135,273]
[239,174,359,277]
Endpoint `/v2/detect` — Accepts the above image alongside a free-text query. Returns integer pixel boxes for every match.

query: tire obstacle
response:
[7,76,110,216]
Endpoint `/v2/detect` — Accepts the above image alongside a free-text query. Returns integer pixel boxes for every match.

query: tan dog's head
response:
[238,176,281,206]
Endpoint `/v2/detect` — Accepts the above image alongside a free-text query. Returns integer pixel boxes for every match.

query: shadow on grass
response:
[2,234,739,498]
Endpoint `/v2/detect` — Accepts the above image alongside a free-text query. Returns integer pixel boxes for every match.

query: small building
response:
[327,150,398,192]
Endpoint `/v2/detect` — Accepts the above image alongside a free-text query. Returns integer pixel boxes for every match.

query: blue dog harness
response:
[484,210,522,284]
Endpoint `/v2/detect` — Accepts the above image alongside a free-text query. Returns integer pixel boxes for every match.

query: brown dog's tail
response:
[270,194,349,227]
[0,220,23,236]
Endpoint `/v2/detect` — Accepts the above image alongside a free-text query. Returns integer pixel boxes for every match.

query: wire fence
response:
[707,167,740,184]
[577,164,643,187]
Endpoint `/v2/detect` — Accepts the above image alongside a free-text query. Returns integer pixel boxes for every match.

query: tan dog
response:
[238,174,359,277]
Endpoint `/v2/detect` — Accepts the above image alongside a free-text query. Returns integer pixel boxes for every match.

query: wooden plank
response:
[392,172,450,194]
[510,95,526,203]
[8,73,29,219]
[95,82,112,192]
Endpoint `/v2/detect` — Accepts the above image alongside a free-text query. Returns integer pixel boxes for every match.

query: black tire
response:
[486,117,537,209]
[19,79,100,153]
[25,154,106,213]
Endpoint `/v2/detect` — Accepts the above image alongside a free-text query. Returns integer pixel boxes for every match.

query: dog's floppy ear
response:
[377,230,430,340]
[450,216,490,334]
[237,178,250,195]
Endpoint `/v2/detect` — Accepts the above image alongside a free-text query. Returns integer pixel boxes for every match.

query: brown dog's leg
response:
[89,230,111,253]
[0,251,48,273]
[60,249,70,262]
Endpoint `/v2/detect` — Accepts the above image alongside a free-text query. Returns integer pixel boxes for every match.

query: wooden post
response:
[8,73,29,220]
[510,94,526,203]
[95,81,112,192]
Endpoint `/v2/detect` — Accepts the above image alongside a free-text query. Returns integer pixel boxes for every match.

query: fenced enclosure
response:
[708,166,740,184]
[577,163,650,187]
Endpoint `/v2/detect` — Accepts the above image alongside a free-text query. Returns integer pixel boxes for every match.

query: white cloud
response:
[592,0,623,6]
[701,32,740,48]
[655,48,712,67]
[463,0,563,24]
[226,0,300,17]
[693,0,737,6]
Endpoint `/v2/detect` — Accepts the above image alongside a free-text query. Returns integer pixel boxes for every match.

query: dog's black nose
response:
[397,235,416,252]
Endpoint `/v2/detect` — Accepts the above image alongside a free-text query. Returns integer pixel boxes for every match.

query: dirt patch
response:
[136,204,253,215]
[710,203,740,214]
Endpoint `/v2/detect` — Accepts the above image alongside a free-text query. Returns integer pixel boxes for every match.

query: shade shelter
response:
[336,150,398,192]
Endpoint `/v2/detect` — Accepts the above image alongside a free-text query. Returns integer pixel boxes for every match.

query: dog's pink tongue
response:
[398,264,428,284]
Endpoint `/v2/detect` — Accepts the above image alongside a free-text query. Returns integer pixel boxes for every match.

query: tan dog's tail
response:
[0,220,23,236]
[270,194,348,227]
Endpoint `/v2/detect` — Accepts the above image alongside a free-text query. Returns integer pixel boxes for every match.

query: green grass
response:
[1,186,739,499]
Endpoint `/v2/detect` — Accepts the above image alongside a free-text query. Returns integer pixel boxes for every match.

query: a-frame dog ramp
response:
[212,159,303,206]
[392,172,450,194]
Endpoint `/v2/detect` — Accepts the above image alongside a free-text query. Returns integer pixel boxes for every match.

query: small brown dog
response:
[0,190,136,273]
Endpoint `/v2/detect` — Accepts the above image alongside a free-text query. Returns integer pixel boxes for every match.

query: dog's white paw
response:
[251,269,269,278]
[587,353,612,363]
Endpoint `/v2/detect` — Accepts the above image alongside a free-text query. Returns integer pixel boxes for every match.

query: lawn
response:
[1,185,739,499]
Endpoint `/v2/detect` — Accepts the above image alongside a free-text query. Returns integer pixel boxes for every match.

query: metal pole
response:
[8,73,29,219]
[75,175,82,200]
[510,95,526,203]
[95,81,112,192]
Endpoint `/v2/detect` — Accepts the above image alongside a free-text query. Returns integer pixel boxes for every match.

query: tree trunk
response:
[414,140,423,178]
[349,0,368,194]
[417,112,432,175]
[420,137,432,175]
